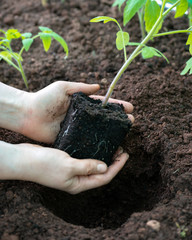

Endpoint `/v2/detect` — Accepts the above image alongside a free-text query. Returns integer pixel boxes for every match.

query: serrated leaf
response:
[144,0,162,33]
[90,16,117,24]
[22,38,34,51]
[6,29,21,40]
[175,0,188,18]
[116,31,129,50]
[39,32,52,52]
[50,32,68,57]
[21,32,32,39]
[123,0,147,26]
[142,46,161,59]
[180,57,192,75]
[112,0,126,10]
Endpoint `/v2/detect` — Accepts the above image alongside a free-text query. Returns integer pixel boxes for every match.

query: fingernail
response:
[125,153,129,161]
[97,164,107,173]
[118,147,124,155]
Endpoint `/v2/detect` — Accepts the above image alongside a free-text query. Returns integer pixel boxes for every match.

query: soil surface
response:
[54,92,132,166]
[0,0,192,239]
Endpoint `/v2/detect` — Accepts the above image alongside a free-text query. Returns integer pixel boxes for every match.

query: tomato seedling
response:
[90,0,192,106]
[0,27,68,88]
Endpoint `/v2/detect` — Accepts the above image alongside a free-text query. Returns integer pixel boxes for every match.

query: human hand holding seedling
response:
[21,81,134,143]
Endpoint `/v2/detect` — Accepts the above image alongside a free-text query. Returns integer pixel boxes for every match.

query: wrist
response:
[0,141,23,180]
[0,83,30,134]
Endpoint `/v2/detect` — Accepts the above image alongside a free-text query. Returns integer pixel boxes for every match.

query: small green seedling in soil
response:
[0,27,68,88]
[90,0,192,107]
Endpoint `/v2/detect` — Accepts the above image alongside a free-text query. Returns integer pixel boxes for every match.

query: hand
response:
[14,143,129,194]
[22,81,134,143]
[22,81,100,143]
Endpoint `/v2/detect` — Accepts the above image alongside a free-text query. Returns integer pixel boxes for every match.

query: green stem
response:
[138,6,146,40]
[116,22,127,62]
[162,0,180,17]
[154,29,192,38]
[160,0,166,16]
[102,2,177,106]
[188,7,192,28]
[17,59,28,88]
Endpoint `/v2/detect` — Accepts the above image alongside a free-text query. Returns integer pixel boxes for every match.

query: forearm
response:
[0,82,28,133]
[0,141,21,180]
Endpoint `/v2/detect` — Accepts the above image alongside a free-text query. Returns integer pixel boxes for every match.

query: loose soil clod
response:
[54,92,132,166]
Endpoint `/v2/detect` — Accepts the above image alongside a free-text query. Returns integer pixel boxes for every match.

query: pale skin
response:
[0,81,134,194]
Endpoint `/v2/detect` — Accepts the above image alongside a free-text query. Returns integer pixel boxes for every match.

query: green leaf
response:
[144,0,162,33]
[39,26,53,32]
[39,32,52,52]
[0,51,18,69]
[0,39,10,48]
[112,0,126,10]
[22,38,34,51]
[186,32,192,45]
[175,0,188,18]
[50,32,68,57]
[142,46,161,59]
[180,57,192,75]
[90,16,117,24]
[152,47,169,63]
[6,29,21,40]
[116,31,129,50]
[21,33,32,39]
[123,0,147,26]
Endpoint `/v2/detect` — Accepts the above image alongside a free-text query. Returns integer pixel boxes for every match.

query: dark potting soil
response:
[0,0,192,239]
[54,92,132,165]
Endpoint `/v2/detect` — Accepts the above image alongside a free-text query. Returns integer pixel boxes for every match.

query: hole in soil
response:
[41,140,164,230]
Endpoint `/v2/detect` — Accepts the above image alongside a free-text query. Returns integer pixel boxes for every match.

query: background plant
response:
[0,27,68,88]
[90,0,192,106]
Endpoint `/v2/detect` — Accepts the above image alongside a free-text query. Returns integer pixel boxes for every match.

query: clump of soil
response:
[54,92,132,165]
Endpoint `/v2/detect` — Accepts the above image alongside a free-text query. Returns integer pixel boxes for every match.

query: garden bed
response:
[0,0,192,239]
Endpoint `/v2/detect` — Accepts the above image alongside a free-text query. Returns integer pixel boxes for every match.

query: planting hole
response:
[41,135,163,230]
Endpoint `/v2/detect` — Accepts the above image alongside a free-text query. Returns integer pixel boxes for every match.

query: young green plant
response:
[90,0,192,106]
[0,27,68,88]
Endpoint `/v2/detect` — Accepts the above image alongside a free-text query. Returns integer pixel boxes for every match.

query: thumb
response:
[74,159,108,176]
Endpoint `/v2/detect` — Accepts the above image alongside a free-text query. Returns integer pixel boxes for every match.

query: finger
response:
[73,159,108,176]
[65,82,100,96]
[74,153,129,193]
[127,114,135,123]
[90,95,134,113]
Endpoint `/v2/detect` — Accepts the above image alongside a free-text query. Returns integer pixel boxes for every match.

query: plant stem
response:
[138,7,146,40]
[17,60,28,88]
[154,29,191,38]
[188,7,192,28]
[102,1,180,106]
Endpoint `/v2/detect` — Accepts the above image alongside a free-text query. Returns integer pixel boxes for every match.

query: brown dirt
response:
[0,0,192,239]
